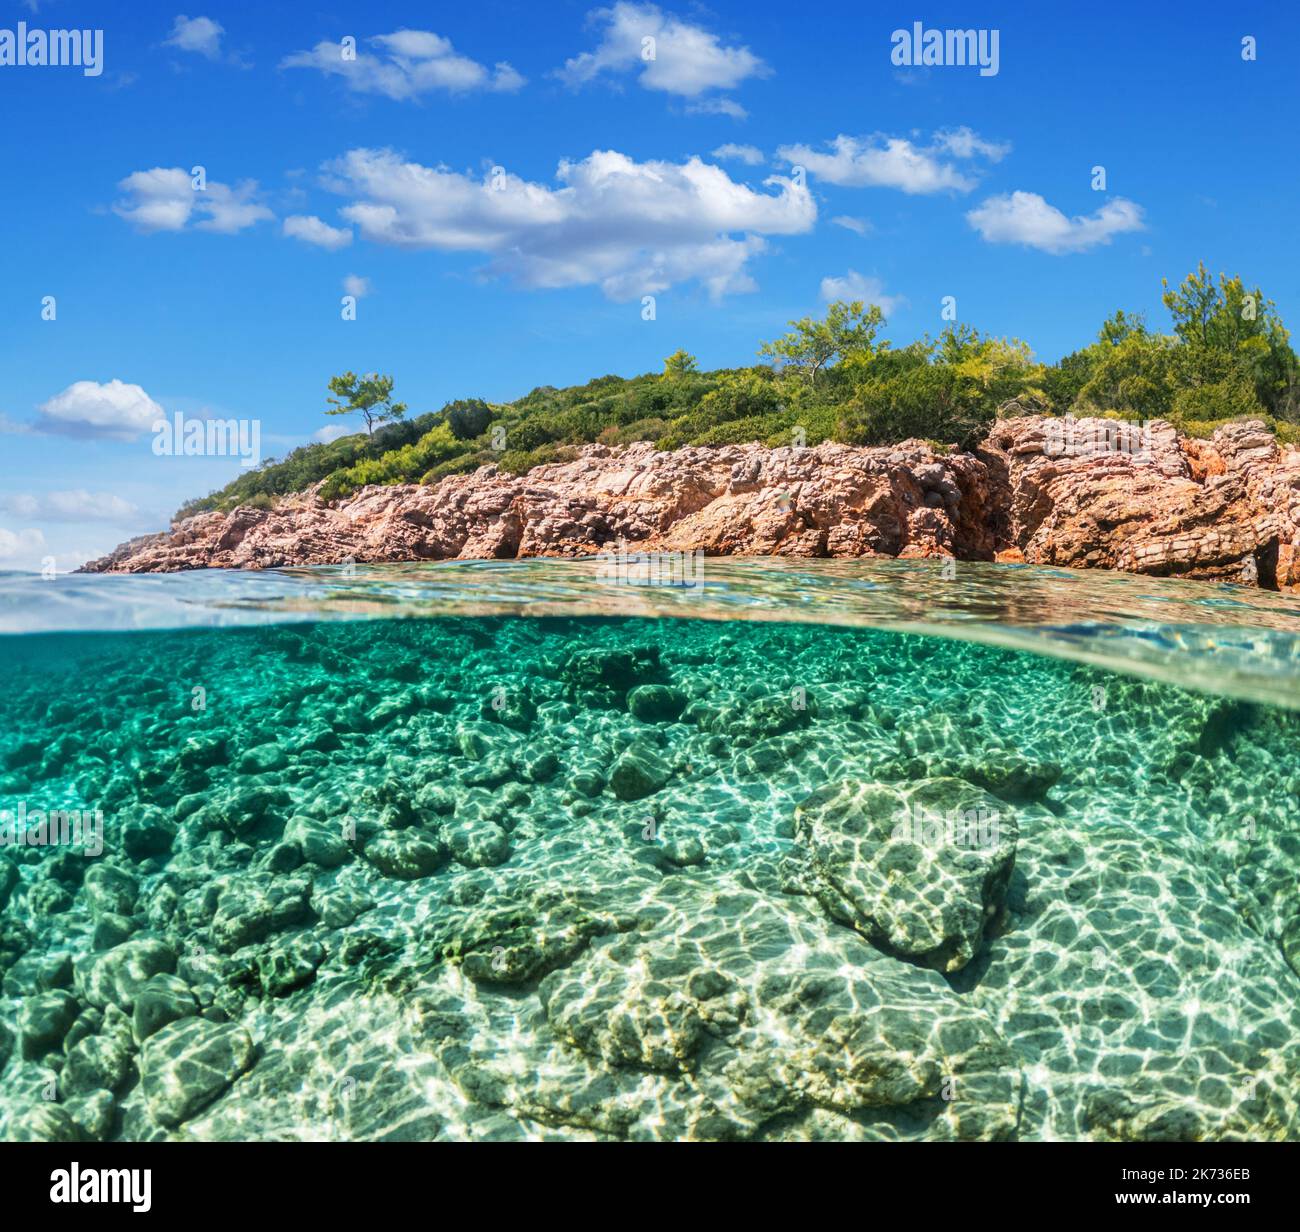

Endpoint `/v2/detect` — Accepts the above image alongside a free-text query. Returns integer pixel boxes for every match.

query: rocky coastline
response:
[82,416,1300,591]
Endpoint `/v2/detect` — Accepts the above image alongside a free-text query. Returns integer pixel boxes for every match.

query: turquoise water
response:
[2,559,1299,1141]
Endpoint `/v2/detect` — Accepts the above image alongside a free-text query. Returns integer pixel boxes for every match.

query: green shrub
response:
[1169,375,1266,428]
[446,399,493,440]
[841,365,994,448]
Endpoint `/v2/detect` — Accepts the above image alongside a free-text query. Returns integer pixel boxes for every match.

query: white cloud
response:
[0,528,46,562]
[819,271,905,316]
[931,126,1011,162]
[314,424,353,444]
[0,491,140,522]
[284,213,353,249]
[559,3,767,100]
[282,30,525,100]
[342,274,371,297]
[114,167,273,234]
[712,143,764,166]
[777,129,1007,194]
[831,215,871,236]
[164,15,224,60]
[35,380,165,440]
[686,97,747,120]
[966,192,1145,254]
[325,146,815,299]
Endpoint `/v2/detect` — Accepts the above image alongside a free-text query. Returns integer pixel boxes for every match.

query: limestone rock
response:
[609,744,671,801]
[794,777,1017,972]
[140,1018,255,1128]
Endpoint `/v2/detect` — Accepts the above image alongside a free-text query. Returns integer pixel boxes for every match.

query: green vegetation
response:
[177,265,1300,520]
[325,371,407,436]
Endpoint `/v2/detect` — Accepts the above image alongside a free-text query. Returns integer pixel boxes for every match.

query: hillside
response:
[177,265,1300,522]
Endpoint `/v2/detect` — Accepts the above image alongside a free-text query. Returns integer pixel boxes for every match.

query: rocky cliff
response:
[81,415,1300,590]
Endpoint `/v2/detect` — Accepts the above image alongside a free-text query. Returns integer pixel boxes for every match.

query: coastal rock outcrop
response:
[80,416,1300,589]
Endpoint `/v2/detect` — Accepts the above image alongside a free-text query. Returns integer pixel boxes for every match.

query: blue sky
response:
[1,0,1296,570]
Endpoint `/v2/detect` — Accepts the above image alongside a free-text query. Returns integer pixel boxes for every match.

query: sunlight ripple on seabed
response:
[0,559,1298,1141]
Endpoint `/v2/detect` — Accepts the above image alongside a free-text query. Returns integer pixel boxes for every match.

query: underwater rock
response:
[365,830,450,880]
[957,755,1062,802]
[429,889,639,986]
[480,686,538,732]
[19,989,80,1058]
[522,749,561,783]
[82,865,139,919]
[454,724,496,761]
[140,1018,255,1128]
[237,742,289,775]
[132,974,199,1042]
[628,684,688,723]
[610,744,671,801]
[705,694,816,747]
[122,812,176,861]
[27,879,72,916]
[285,815,351,869]
[60,1029,134,1097]
[540,946,707,1072]
[7,1103,84,1142]
[209,876,313,953]
[65,1090,116,1142]
[215,785,291,838]
[446,820,512,868]
[794,777,1017,973]
[76,939,177,1012]
[315,887,375,930]
[0,856,19,910]
[91,914,136,952]
[559,646,666,706]
[254,934,325,997]
[9,604,1300,1143]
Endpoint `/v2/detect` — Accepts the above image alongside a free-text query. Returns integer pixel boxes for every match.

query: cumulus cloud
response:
[282,30,525,100]
[0,528,47,562]
[35,380,165,440]
[114,168,274,234]
[819,271,905,316]
[283,213,353,249]
[314,424,353,444]
[164,15,224,60]
[966,192,1145,254]
[712,143,764,166]
[778,127,1008,194]
[324,146,815,299]
[558,3,767,101]
[0,491,140,522]
[342,274,371,297]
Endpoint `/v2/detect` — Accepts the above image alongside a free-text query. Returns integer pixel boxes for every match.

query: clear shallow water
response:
[5,557,1300,707]
[1,559,1299,1141]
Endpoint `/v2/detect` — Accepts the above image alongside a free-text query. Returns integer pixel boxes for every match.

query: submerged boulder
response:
[609,744,671,801]
[794,777,1017,973]
[364,830,449,880]
[140,1018,255,1128]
